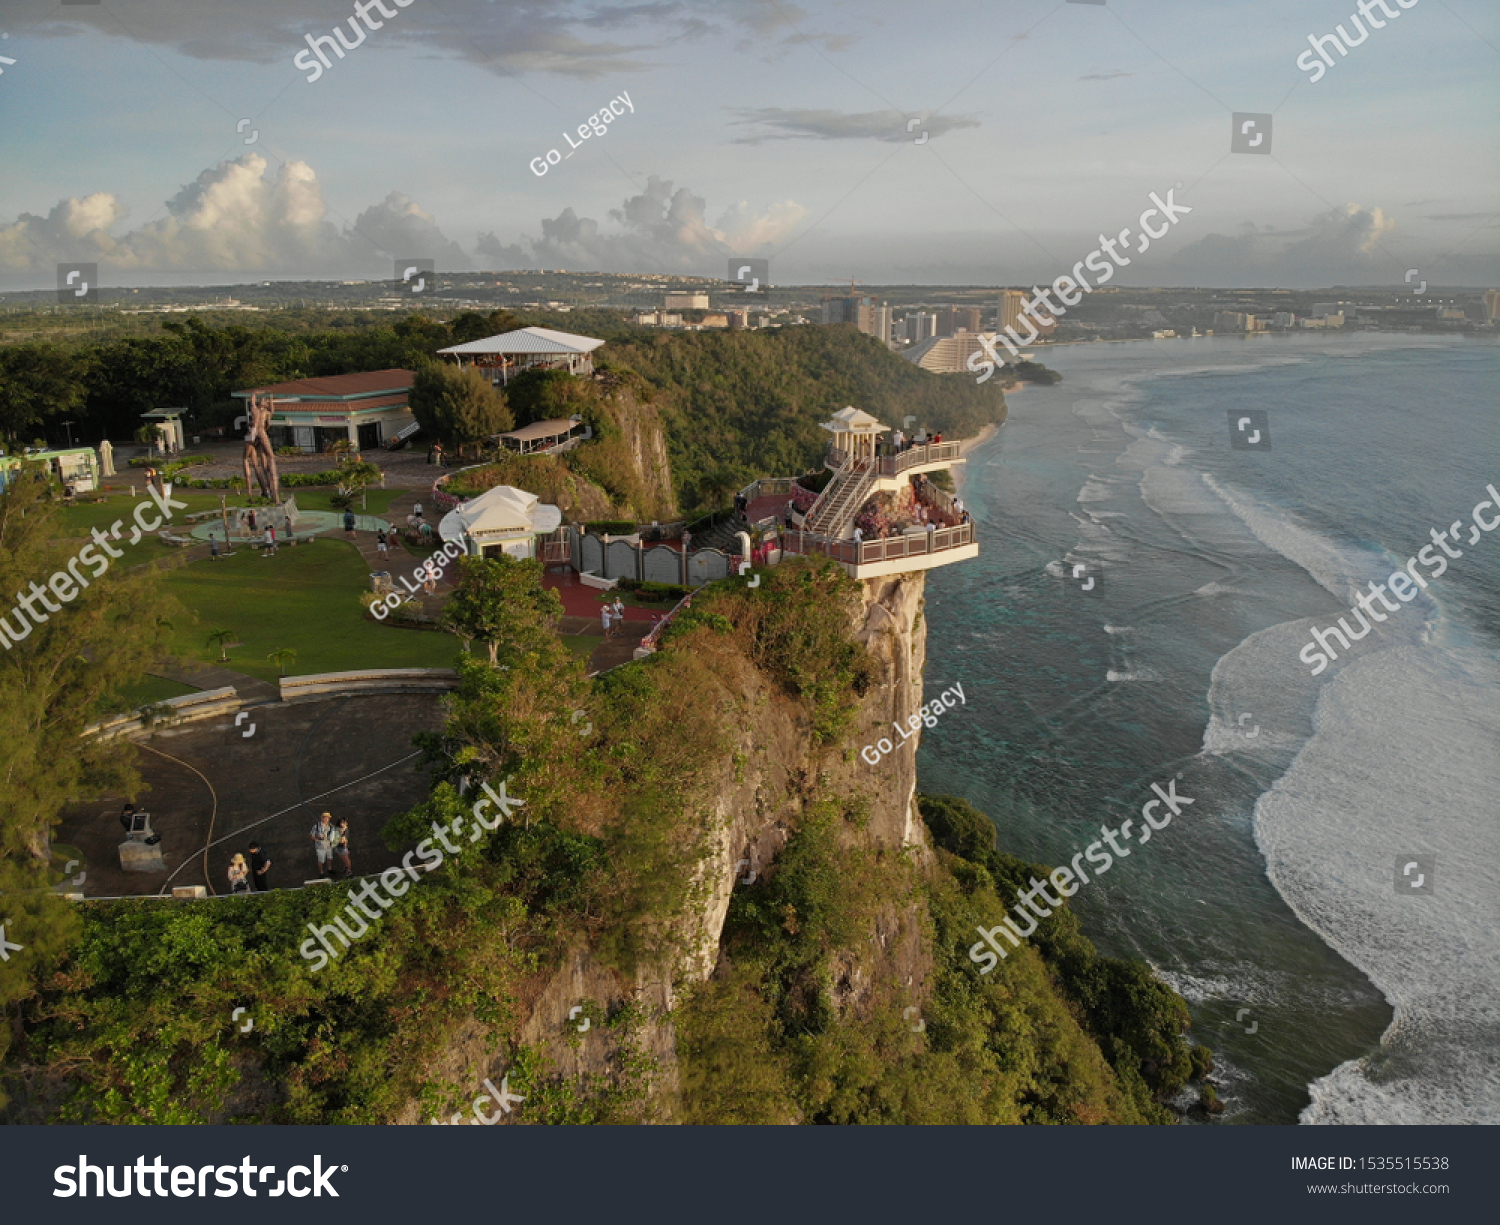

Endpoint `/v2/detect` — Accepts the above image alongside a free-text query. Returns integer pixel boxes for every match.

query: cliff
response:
[396,564,1187,1125]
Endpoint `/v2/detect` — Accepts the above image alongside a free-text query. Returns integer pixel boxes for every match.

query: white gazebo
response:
[819,405,889,467]
[439,484,564,560]
[438,327,605,385]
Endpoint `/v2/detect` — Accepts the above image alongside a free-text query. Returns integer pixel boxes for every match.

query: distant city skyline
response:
[1,0,1496,291]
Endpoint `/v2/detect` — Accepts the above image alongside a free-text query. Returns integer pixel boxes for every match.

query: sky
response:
[0,0,1496,290]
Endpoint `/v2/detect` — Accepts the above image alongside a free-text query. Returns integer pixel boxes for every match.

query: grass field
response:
[157,537,463,682]
[96,675,201,718]
[47,487,406,565]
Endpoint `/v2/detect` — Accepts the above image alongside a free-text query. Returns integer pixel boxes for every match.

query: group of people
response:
[226,843,273,893]
[600,594,628,639]
[225,812,351,895]
[888,428,943,455]
[309,811,353,880]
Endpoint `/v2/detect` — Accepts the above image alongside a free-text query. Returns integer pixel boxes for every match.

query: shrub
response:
[584,520,635,535]
[128,454,211,469]
[637,582,689,602]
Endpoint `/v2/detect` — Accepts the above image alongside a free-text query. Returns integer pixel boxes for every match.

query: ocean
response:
[919,332,1500,1125]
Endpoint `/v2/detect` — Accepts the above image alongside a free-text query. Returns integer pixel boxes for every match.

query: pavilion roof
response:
[438,327,605,357]
[819,405,888,435]
[496,418,581,442]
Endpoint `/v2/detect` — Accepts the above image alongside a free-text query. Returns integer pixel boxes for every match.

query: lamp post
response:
[61,420,74,449]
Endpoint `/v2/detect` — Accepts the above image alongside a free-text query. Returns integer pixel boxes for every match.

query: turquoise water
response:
[919,334,1500,1125]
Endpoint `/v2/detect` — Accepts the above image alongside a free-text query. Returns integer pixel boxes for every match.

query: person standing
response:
[209,532,220,560]
[413,501,423,520]
[248,841,271,891]
[333,819,352,879]
[612,595,625,625]
[377,528,389,558]
[119,803,137,836]
[310,812,334,877]
[344,509,357,537]
[601,605,614,640]
[892,428,904,453]
[248,509,257,534]
[228,854,250,895]
[263,525,275,556]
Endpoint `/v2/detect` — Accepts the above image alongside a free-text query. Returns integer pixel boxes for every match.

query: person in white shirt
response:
[601,606,613,639]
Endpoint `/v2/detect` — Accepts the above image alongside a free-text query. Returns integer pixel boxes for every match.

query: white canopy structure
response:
[437,327,605,384]
[439,484,564,560]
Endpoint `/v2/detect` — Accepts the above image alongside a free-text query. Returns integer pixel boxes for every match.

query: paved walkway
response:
[148,660,282,705]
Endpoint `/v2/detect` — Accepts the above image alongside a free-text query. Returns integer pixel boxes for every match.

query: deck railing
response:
[781,522,975,567]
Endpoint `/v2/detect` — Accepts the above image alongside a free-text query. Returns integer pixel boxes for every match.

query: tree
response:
[439,555,562,668]
[0,344,88,448]
[206,628,236,662]
[334,457,383,511]
[0,472,183,1099]
[267,648,297,677]
[696,468,739,511]
[408,363,513,448]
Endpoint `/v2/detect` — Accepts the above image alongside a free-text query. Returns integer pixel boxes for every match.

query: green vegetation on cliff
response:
[2,556,1196,1125]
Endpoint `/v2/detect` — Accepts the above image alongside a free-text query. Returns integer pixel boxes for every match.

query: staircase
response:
[804,459,874,539]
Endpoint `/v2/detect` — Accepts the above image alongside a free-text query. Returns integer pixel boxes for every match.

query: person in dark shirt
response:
[120,803,136,834]
[248,841,272,891]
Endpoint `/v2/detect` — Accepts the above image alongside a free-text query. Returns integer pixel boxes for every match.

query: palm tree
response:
[267,647,297,677]
[206,628,235,662]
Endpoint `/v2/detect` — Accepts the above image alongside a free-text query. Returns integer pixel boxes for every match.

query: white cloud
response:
[1161,204,1401,286]
[0,155,469,279]
[477,176,805,272]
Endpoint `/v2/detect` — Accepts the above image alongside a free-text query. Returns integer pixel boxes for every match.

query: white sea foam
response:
[1107,667,1160,682]
[1253,644,1500,1124]
[1200,473,1370,604]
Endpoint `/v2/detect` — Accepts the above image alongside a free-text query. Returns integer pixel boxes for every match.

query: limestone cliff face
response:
[402,570,939,1120]
[599,382,676,520]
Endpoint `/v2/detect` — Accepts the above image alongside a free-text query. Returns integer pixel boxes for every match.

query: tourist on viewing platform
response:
[892,427,904,453]
[249,841,271,891]
[332,819,352,879]
[311,812,334,878]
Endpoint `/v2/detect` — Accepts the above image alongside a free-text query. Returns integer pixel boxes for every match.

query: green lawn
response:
[157,538,463,682]
[46,487,406,565]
